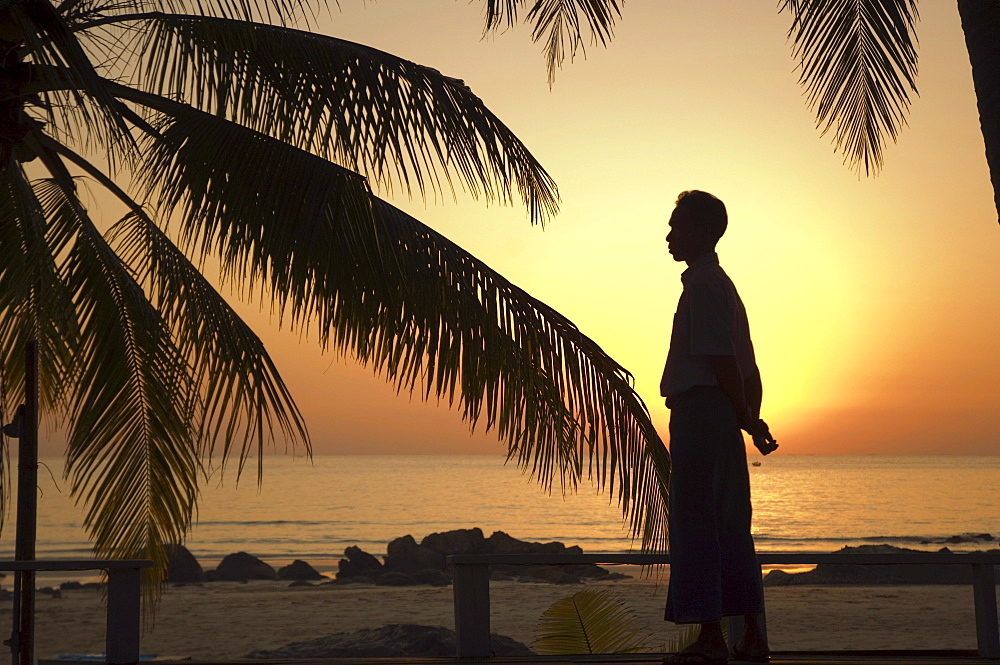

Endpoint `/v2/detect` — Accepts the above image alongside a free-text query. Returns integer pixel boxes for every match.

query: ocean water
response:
[0,454,998,582]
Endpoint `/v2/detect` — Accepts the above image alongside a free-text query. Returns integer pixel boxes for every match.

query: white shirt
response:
[660,253,757,400]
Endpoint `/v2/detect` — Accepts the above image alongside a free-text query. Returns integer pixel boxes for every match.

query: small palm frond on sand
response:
[534,588,652,655]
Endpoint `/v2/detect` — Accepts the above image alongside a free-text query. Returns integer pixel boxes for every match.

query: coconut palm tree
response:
[0,0,670,604]
[490,0,1000,222]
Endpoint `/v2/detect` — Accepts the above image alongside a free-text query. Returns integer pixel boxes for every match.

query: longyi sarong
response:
[664,385,765,624]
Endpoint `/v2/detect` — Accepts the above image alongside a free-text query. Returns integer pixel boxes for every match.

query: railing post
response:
[972,563,1000,658]
[106,566,142,665]
[453,562,490,658]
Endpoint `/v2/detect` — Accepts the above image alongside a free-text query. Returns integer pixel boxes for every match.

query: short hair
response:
[675,190,728,241]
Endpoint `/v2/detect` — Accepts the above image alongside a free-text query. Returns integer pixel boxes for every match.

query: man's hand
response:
[745,419,778,455]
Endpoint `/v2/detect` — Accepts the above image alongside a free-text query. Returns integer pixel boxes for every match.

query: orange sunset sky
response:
[42,0,1000,456]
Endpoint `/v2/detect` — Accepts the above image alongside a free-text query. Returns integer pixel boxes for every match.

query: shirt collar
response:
[680,252,720,284]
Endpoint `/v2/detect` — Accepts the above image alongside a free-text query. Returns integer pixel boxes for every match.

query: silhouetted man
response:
[661,190,777,665]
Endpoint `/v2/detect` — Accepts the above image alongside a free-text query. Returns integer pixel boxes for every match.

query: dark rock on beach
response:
[421,527,487,556]
[487,530,583,556]
[385,535,446,574]
[335,528,627,586]
[165,543,205,583]
[278,559,325,581]
[412,568,451,586]
[245,623,534,659]
[337,545,384,580]
[329,575,376,585]
[207,552,278,581]
[484,531,612,583]
[763,544,1000,586]
[920,533,995,545]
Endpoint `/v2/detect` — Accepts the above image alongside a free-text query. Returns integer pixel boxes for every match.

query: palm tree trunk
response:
[957,0,1000,224]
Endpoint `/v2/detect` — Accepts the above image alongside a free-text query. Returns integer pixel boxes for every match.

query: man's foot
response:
[730,638,769,663]
[729,612,769,663]
[664,635,729,665]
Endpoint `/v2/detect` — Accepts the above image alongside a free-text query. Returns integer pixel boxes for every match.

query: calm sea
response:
[1,454,998,582]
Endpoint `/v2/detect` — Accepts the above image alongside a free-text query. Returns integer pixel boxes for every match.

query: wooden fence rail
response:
[1,559,153,665]
[449,552,1000,660]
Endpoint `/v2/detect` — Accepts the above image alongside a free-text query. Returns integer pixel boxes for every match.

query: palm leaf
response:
[373,200,670,549]
[28,144,200,610]
[535,588,652,654]
[84,14,558,222]
[0,160,80,417]
[0,159,81,536]
[664,624,702,654]
[121,104,668,547]
[781,0,920,175]
[482,0,623,86]
[39,132,311,478]
[11,0,133,161]
[60,0,308,28]
[108,211,310,478]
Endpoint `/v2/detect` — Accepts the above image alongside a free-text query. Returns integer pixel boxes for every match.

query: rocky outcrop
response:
[421,528,487,556]
[207,552,278,581]
[921,533,995,545]
[333,528,627,586]
[412,568,451,586]
[763,544,1000,586]
[165,544,205,583]
[278,560,325,581]
[385,535,446,574]
[487,530,583,556]
[484,531,621,583]
[245,623,534,659]
[337,545,384,580]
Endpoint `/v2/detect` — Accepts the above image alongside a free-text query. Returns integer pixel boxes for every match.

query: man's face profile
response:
[666,207,710,263]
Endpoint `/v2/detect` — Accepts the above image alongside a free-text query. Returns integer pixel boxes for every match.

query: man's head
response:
[666,190,728,263]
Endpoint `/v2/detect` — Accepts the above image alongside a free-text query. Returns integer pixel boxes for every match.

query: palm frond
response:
[372,200,669,550]
[535,588,652,654]
[108,212,311,478]
[483,0,520,31]
[0,159,80,415]
[42,133,310,479]
[29,144,200,610]
[11,0,133,161]
[482,0,623,86]
[60,0,312,28]
[664,624,701,654]
[125,106,667,547]
[781,0,920,175]
[87,15,558,223]
[127,101,388,314]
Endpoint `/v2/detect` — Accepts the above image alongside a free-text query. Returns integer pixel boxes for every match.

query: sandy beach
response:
[24,569,986,659]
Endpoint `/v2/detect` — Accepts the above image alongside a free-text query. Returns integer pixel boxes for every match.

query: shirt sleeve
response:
[687,280,735,356]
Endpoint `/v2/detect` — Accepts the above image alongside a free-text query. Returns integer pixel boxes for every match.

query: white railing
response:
[449,551,1000,659]
[2,559,153,665]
